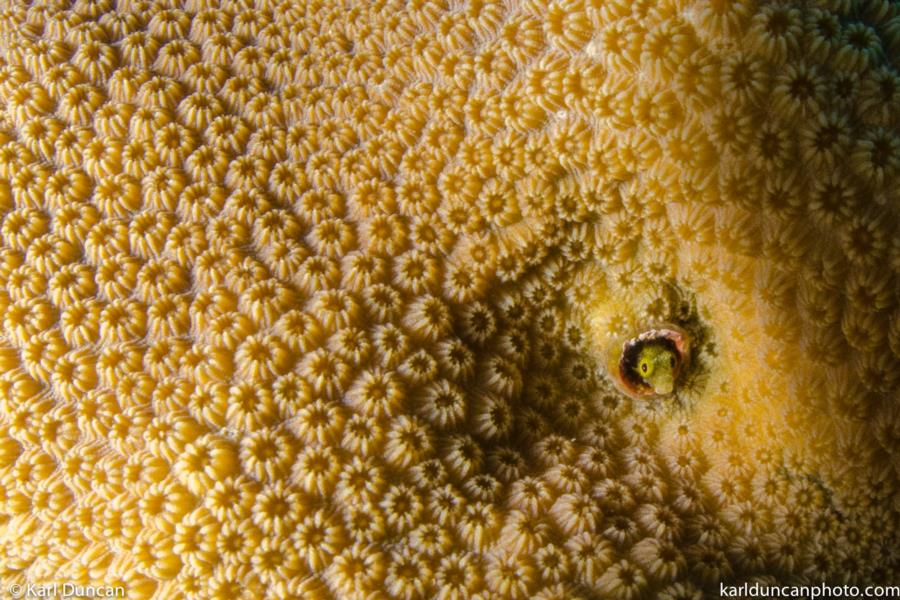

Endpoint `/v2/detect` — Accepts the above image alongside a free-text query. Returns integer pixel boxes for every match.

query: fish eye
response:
[641,362,648,373]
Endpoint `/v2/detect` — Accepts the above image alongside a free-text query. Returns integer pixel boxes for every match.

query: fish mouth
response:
[648,375,675,395]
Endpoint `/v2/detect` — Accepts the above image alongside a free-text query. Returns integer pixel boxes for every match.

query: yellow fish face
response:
[634,343,679,395]
[614,325,689,398]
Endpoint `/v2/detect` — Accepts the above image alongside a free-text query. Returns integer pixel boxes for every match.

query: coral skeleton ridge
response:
[0,0,899,598]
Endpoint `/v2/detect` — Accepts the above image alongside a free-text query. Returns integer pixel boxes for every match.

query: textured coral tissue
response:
[1,0,899,598]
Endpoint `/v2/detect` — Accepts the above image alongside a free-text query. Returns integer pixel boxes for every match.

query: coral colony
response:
[0,0,899,598]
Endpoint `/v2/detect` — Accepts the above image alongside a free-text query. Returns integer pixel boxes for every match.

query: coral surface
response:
[0,0,899,598]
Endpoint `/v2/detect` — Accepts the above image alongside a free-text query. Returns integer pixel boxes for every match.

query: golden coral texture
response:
[0,0,899,598]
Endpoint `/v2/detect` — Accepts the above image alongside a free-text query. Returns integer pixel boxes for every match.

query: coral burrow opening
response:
[616,325,690,398]
[582,275,716,411]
